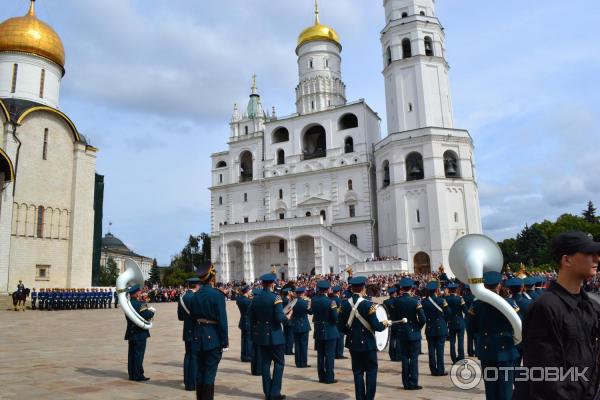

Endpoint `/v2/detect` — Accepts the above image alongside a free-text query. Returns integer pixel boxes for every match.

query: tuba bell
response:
[116,258,153,330]
[449,234,522,344]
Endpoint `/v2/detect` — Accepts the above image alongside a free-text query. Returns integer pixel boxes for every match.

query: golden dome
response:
[0,1,65,69]
[297,1,341,51]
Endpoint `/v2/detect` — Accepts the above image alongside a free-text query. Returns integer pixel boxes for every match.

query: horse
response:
[12,288,30,311]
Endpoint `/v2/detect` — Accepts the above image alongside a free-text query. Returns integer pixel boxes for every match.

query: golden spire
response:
[28,0,36,17]
[314,0,320,24]
[297,0,341,51]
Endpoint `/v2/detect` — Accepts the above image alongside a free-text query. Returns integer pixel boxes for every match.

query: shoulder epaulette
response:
[468,307,476,316]
[274,295,283,305]
[460,298,465,305]
[368,304,377,315]
[442,300,448,307]
[330,300,337,309]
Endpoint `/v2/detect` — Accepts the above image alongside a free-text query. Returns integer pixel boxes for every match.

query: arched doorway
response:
[227,241,245,282]
[252,236,288,279]
[413,252,431,274]
[296,235,315,276]
[239,151,253,182]
[302,125,326,160]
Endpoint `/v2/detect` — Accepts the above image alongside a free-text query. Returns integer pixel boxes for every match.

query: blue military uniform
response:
[383,287,400,362]
[338,276,387,400]
[290,287,311,368]
[178,278,199,391]
[38,289,45,310]
[467,271,521,400]
[248,273,288,400]
[250,288,263,376]
[124,285,154,381]
[236,286,253,362]
[281,288,295,356]
[421,281,450,376]
[330,287,346,359]
[188,263,228,400]
[446,283,468,363]
[312,280,339,384]
[31,289,37,310]
[394,278,426,390]
[463,286,476,356]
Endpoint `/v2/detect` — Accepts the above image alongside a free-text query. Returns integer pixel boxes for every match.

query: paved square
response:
[0,301,485,399]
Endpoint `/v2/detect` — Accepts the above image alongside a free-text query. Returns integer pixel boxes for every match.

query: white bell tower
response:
[381,0,454,134]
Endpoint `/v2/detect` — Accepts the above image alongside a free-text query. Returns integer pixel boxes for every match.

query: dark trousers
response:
[240,329,252,362]
[467,330,476,356]
[284,326,294,355]
[481,360,514,400]
[399,340,420,389]
[127,339,147,380]
[251,342,262,376]
[259,344,285,398]
[192,348,222,386]
[449,328,465,363]
[316,339,336,383]
[349,350,378,400]
[293,332,309,367]
[389,331,402,361]
[183,341,197,390]
[335,331,345,358]
[31,299,36,310]
[427,336,446,375]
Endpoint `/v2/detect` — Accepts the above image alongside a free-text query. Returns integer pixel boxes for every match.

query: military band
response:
[32,288,116,311]
[290,287,311,368]
[312,280,339,384]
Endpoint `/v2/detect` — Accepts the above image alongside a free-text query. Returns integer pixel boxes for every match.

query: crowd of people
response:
[365,256,405,262]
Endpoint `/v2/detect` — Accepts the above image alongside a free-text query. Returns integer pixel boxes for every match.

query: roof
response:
[101,233,130,252]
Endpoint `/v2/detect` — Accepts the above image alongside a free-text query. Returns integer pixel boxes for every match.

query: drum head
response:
[374,304,389,351]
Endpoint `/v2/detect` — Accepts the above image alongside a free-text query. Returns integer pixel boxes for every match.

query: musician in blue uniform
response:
[338,276,390,400]
[383,287,400,362]
[467,271,521,400]
[281,288,295,356]
[506,278,532,319]
[248,273,289,400]
[312,280,339,384]
[178,277,200,391]
[290,287,311,368]
[421,280,450,376]
[446,282,467,363]
[189,262,228,400]
[533,276,546,298]
[124,285,154,382]
[31,288,37,310]
[236,285,253,362]
[330,287,346,359]
[250,288,263,376]
[394,277,426,390]
[462,285,476,357]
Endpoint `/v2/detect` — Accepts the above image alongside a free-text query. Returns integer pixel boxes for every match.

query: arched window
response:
[347,179,353,190]
[338,113,359,130]
[279,189,283,200]
[386,46,392,66]
[454,212,459,223]
[277,149,285,165]
[219,196,223,205]
[219,174,223,183]
[401,12,408,18]
[344,137,354,154]
[424,36,434,56]
[402,38,412,59]
[349,204,356,218]
[406,152,424,181]
[443,150,460,178]
[216,160,227,168]
[302,125,327,160]
[272,127,289,143]
[279,239,285,253]
[420,11,426,16]
[324,58,329,68]
[244,126,249,135]
[306,211,312,217]
[350,234,358,247]
[382,160,391,187]
[239,151,253,182]
[309,58,314,69]
[320,210,326,221]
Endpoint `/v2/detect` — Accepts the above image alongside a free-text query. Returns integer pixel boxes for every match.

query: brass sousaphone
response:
[116,258,154,330]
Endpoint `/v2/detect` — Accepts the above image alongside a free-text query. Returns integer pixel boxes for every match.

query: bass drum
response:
[374,304,390,352]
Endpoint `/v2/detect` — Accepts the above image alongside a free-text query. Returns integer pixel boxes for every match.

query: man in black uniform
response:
[514,231,600,400]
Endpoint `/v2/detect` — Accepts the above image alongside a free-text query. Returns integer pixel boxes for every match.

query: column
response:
[244,240,255,283]
[287,238,298,278]
[0,182,14,294]
[221,239,230,283]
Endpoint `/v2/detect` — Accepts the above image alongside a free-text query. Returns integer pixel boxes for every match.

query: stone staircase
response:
[319,227,369,264]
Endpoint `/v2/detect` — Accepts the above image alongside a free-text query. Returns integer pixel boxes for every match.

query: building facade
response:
[209,0,482,281]
[100,233,152,282]
[0,2,98,293]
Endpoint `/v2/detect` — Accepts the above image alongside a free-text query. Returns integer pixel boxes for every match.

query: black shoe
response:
[438,372,448,376]
[325,379,338,384]
[134,377,150,381]
[405,385,423,390]
[271,396,286,400]
[335,356,348,360]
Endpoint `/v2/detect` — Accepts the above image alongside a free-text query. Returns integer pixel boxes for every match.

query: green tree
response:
[149,258,161,285]
[516,224,549,266]
[162,266,195,287]
[583,201,598,224]
[100,257,119,286]
[200,233,211,262]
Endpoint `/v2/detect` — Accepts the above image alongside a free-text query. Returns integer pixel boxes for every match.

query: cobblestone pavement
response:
[0,301,485,400]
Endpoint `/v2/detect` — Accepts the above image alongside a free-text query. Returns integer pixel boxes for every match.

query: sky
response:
[2,0,599,264]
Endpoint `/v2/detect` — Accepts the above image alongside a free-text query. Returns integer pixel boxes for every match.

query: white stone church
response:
[210,0,482,282]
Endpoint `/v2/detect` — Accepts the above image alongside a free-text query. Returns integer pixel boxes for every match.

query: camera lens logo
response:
[450,359,482,390]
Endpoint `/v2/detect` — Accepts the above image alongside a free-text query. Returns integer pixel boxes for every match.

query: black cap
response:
[552,231,600,260]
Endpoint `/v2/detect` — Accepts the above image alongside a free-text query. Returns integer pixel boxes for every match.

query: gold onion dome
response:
[297,1,341,51]
[0,1,65,69]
